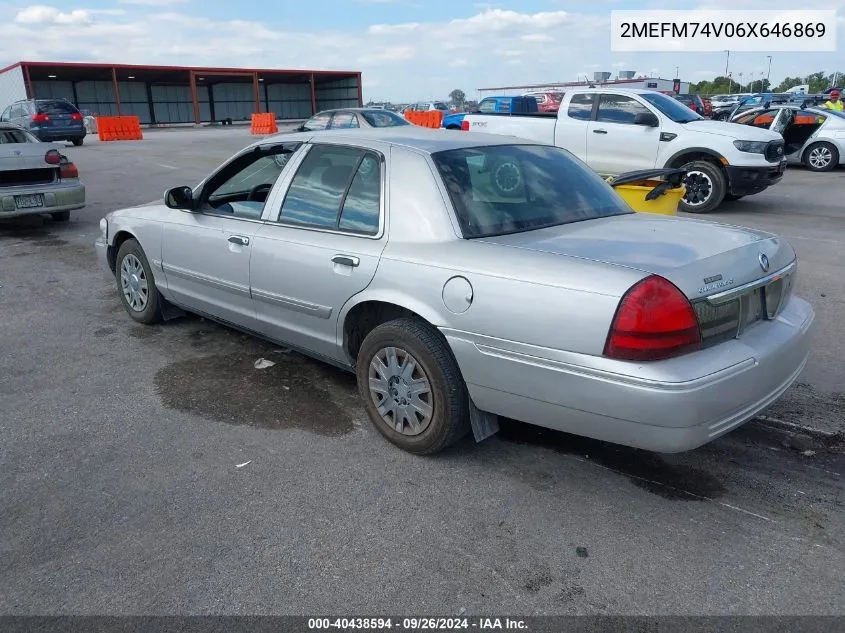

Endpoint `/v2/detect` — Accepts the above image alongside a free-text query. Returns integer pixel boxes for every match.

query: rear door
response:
[249,143,387,362]
[586,93,661,175]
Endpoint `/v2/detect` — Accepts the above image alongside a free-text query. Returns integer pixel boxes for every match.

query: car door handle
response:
[592,129,608,134]
[228,235,250,246]
[332,255,360,267]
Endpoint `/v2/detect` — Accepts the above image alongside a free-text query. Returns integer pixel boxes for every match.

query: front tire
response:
[356,317,470,454]
[804,141,838,172]
[115,239,162,324]
[679,160,726,213]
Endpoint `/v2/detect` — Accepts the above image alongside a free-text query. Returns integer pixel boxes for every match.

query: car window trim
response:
[268,142,386,240]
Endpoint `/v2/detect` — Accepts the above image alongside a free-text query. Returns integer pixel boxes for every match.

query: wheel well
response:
[107,230,136,272]
[446,124,460,130]
[666,151,724,171]
[343,301,425,362]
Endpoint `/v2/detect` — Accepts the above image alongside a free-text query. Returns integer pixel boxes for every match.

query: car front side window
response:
[198,147,298,219]
[0,107,10,122]
[596,94,651,124]
[277,144,381,234]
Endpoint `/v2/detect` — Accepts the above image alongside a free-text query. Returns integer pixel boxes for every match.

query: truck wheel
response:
[356,317,470,455]
[803,142,838,172]
[679,160,726,213]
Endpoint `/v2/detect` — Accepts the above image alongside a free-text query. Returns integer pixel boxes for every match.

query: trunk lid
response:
[479,213,794,296]
[480,213,798,348]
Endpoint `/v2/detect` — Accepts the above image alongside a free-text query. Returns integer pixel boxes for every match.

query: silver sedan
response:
[95,128,814,455]
[0,123,85,221]
[295,108,411,133]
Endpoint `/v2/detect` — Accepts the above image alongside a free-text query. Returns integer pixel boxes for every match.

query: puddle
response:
[497,420,726,501]
[154,351,358,435]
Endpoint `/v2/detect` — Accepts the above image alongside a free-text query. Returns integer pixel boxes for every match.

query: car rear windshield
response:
[36,100,79,115]
[360,110,410,127]
[432,144,633,238]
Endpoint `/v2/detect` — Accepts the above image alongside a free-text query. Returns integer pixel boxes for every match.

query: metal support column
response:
[188,70,201,124]
[310,74,317,115]
[253,72,261,113]
[357,73,363,107]
[23,64,33,99]
[111,67,122,115]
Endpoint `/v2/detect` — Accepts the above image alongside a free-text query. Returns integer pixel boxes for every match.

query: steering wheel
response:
[247,183,273,202]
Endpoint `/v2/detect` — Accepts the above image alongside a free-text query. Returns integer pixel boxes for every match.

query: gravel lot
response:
[0,127,842,616]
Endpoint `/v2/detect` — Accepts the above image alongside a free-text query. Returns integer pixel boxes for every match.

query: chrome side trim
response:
[162,263,250,297]
[252,288,332,319]
[705,260,797,306]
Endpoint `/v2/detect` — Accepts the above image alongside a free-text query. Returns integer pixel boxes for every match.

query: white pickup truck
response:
[463,88,788,213]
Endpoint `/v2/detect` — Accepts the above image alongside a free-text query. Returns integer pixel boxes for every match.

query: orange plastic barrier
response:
[251,112,279,135]
[96,116,143,142]
[403,109,443,129]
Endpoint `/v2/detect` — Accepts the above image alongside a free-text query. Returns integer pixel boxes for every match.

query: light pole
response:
[724,50,730,91]
[766,56,772,87]
[739,72,743,91]
[675,66,679,79]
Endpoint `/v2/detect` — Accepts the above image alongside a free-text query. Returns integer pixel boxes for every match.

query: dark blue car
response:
[0,98,86,146]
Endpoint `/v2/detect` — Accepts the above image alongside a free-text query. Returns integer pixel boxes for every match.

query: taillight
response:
[70,112,83,121]
[60,161,79,179]
[44,149,62,165]
[604,275,701,361]
[461,120,469,131]
[32,113,49,122]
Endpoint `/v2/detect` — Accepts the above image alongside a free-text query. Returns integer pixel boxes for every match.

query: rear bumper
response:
[33,128,86,142]
[0,181,86,218]
[443,295,814,453]
[725,161,786,196]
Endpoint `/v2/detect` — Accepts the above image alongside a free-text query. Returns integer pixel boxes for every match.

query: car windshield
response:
[432,144,633,238]
[640,92,701,122]
[433,102,449,110]
[360,110,410,127]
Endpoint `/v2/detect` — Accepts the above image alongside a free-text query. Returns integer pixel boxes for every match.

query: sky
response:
[0,0,843,102]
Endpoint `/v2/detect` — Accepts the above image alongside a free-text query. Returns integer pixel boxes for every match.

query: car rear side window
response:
[432,144,632,238]
[0,129,28,143]
[567,94,595,120]
[278,145,381,234]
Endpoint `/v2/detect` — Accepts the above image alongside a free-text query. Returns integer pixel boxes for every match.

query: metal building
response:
[0,61,362,125]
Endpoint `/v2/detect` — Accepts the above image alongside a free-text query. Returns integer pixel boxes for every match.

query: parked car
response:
[731,105,845,171]
[95,128,813,456]
[295,108,411,132]
[441,96,540,130]
[409,102,451,113]
[463,88,787,213]
[0,122,85,221]
[0,98,86,146]
[674,93,706,115]
[523,91,564,113]
[711,93,791,121]
[700,96,713,117]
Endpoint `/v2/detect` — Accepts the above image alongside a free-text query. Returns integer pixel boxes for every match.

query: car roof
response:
[259,126,544,154]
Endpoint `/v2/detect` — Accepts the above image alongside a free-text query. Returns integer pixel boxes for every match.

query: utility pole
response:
[675,66,679,79]
[724,50,731,91]
[766,56,772,86]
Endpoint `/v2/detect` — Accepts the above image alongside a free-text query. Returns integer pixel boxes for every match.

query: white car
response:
[731,105,845,172]
[464,88,787,213]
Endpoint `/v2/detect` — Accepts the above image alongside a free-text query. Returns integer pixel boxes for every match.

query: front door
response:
[587,93,661,175]
[249,143,387,362]
[160,144,300,331]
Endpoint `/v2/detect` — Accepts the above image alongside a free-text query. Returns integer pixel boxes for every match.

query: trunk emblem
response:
[759,253,770,272]
[703,274,723,284]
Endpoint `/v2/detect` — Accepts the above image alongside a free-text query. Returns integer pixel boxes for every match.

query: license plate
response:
[14,194,44,209]
[744,288,764,327]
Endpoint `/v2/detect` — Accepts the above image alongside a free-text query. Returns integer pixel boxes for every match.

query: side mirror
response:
[165,186,194,210]
[634,112,659,127]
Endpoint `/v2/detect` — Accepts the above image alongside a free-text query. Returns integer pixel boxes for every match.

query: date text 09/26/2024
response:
[307,618,528,630]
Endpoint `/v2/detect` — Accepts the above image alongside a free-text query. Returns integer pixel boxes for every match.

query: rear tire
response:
[71,137,84,146]
[51,210,70,222]
[803,141,838,172]
[678,160,726,214]
[115,238,162,325]
[356,317,470,454]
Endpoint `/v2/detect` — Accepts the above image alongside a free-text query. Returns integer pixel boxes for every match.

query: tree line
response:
[690,71,843,95]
